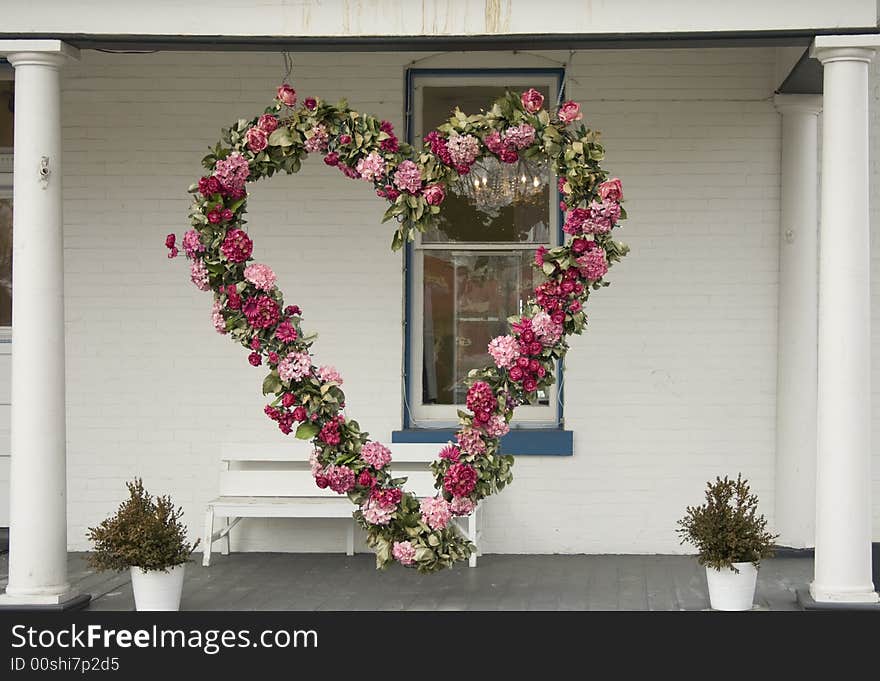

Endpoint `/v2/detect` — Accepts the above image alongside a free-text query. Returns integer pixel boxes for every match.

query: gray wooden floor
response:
[0,551,814,611]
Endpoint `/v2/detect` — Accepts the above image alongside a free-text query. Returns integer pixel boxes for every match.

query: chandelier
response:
[451,156,550,217]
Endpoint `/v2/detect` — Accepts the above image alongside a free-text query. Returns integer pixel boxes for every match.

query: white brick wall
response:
[2,45,867,554]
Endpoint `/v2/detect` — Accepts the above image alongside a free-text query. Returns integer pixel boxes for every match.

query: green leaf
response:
[295,422,320,440]
[262,372,282,395]
[268,127,294,147]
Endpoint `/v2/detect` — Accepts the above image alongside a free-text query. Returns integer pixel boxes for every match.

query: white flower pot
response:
[705,562,758,611]
[130,564,186,611]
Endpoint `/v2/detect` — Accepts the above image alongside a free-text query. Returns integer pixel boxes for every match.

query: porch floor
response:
[1,552,814,611]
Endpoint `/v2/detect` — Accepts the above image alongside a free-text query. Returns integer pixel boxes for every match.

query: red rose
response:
[304,97,318,110]
[258,114,279,134]
[598,177,623,202]
[521,88,545,113]
[523,378,537,393]
[423,184,446,206]
[557,101,582,124]
[246,127,268,153]
[276,84,297,107]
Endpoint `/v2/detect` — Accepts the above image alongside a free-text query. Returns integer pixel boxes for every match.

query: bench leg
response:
[202,508,214,567]
[221,517,231,556]
[468,511,478,568]
[345,522,354,556]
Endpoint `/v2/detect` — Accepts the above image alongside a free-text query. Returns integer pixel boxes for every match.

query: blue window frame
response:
[394,68,573,456]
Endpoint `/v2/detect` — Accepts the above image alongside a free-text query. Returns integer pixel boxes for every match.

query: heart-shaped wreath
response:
[166,83,629,572]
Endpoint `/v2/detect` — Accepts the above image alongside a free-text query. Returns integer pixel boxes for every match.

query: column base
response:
[798,588,880,610]
[0,591,91,611]
[807,582,879,605]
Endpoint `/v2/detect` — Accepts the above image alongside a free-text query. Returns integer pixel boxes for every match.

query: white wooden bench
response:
[203,442,482,567]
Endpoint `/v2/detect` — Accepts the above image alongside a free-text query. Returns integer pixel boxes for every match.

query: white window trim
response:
[408,71,561,428]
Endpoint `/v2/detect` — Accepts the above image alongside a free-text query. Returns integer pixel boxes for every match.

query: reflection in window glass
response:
[422,251,549,406]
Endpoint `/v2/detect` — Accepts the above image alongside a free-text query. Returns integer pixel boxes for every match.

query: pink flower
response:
[225,285,241,310]
[211,300,227,335]
[357,470,375,488]
[319,419,341,446]
[258,114,279,133]
[372,487,402,508]
[220,228,253,263]
[447,134,480,168]
[423,184,446,206]
[355,151,386,182]
[244,263,276,291]
[304,124,329,153]
[450,496,476,516]
[521,88,545,113]
[281,393,296,408]
[420,496,452,530]
[213,152,250,191]
[198,176,223,197]
[317,365,343,385]
[457,427,486,456]
[165,233,178,259]
[245,126,268,153]
[439,443,461,462]
[304,97,318,110]
[361,441,392,469]
[531,310,563,346]
[248,352,262,367]
[563,207,590,235]
[443,463,478,498]
[392,541,416,566]
[557,101,583,124]
[361,498,394,525]
[276,84,297,107]
[182,230,205,259]
[577,249,608,281]
[278,352,311,382]
[598,177,623,202]
[484,415,510,438]
[502,124,536,150]
[583,199,619,234]
[488,335,520,369]
[466,381,495,415]
[242,295,280,329]
[324,465,355,494]
[523,377,538,393]
[190,259,210,291]
[393,160,422,194]
[275,320,298,343]
[338,134,352,145]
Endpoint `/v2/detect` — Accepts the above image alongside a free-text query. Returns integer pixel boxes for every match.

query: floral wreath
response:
[166,83,629,572]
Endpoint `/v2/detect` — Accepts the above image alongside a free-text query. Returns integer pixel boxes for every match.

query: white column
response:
[0,40,79,606]
[772,94,821,549]
[810,35,880,604]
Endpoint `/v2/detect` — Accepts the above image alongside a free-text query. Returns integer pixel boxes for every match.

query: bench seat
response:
[203,442,482,567]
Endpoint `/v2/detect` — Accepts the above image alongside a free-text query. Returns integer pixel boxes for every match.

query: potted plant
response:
[676,474,777,611]
[87,478,199,611]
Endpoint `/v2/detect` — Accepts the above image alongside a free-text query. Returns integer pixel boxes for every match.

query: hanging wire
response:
[281,50,294,84]
[556,50,575,107]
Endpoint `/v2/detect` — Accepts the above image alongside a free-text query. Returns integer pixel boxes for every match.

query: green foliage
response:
[86,479,199,573]
[676,474,777,571]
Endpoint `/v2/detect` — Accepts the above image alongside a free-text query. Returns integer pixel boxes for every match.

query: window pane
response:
[0,199,11,326]
[422,250,548,405]
[420,84,551,244]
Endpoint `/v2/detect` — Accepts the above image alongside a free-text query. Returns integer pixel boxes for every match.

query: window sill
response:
[391,428,573,456]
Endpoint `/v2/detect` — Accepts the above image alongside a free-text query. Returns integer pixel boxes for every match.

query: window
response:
[405,69,563,428]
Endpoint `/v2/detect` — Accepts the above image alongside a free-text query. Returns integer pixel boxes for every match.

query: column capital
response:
[773,94,822,116]
[0,40,79,67]
[811,34,879,65]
